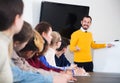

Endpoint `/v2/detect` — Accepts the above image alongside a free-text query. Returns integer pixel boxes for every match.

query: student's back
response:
[0,33,13,83]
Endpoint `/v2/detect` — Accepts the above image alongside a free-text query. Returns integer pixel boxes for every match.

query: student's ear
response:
[42,32,46,38]
[63,47,67,52]
[42,32,45,36]
[55,42,59,46]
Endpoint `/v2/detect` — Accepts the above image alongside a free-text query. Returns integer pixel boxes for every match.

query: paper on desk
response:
[74,72,90,76]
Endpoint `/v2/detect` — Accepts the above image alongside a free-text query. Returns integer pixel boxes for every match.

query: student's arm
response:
[39,56,57,69]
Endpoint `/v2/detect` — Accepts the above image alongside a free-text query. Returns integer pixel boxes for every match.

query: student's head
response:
[35,21,52,44]
[56,37,70,52]
[50,31,62,49]
[0,0,24,34]
[13,21,34,51]
[81,15,92,30]
[19,30,44,59]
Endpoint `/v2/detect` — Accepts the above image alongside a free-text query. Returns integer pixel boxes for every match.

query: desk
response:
[73,72,120,83]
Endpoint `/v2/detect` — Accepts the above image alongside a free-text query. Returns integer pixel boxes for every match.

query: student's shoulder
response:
[39,55,46,61]
[0,40,8,50]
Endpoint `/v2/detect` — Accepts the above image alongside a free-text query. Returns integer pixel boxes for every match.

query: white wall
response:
[23,0,120,73]
[93,42,120,73]
[23,0,33,26]
[89,0,120,42]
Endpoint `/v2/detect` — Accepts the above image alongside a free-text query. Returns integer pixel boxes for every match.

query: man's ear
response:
[81,20,83,25]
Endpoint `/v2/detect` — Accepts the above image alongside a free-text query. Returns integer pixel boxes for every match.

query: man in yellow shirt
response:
[70,16,113,72]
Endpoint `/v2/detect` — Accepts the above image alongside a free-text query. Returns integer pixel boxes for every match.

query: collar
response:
[80,27,87,32]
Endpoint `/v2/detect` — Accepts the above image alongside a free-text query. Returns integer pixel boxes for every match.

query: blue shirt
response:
[11,61,53,83]
[39,55,58,69]
[39,55,69,70]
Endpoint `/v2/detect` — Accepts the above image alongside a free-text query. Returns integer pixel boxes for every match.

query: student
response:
[55,37,71,67]
[44,31,62,66]
[0,0,24,83]
[35,21,52,44]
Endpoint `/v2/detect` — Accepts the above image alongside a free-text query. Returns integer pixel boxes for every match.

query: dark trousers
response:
[74,61,93,72]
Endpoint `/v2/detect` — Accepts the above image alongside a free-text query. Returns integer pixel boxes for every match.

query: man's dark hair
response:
[81,15,92,22]
[56,37,70,51]
[0,0,24,31]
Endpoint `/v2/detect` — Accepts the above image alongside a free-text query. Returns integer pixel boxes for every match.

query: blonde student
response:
[45,31,62,66]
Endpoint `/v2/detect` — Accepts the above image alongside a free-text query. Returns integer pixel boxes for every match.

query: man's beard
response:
[83,28,88,30]
[83,25,89,30]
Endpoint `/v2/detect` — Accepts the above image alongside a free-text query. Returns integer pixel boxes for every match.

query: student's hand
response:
[60,71,77,82]
[68,64,77,69]
[107,43,115,48]
[74,67,90,76]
